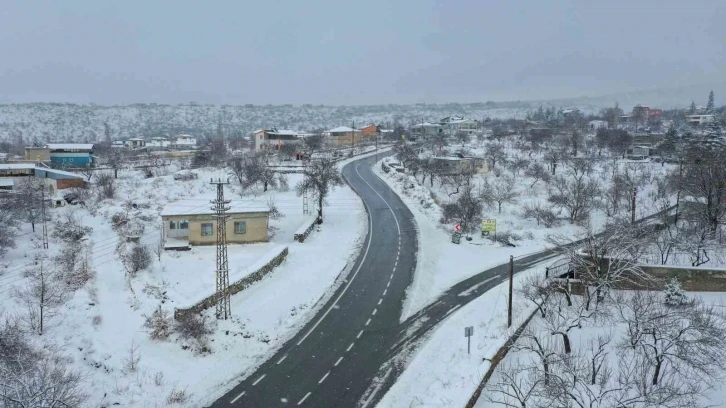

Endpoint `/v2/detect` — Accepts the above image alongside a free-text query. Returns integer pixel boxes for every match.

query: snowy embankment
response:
[1,149,394,407]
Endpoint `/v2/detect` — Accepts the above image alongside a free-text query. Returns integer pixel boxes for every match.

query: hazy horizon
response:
[1,1,724,105]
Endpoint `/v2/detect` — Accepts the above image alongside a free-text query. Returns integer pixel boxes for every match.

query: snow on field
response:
[0,151,381,407]
[373,140,676,320]
[376,265,545,408]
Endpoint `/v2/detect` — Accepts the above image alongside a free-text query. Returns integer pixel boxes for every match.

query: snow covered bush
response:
[52,210,93,242]
[664,278,687,306]
[123,244,152,276]
[174,312,213,344]
[144,306,172,340]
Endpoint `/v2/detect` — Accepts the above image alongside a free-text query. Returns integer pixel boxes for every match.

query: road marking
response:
[230,391,246,404]
[357,330,364,339]
[372,308,378,316]
[457,276,498,297]
[252,374,266,386]
[386,281,390,288]
[366,318,371,326]
[297,392,311,405]
[277,355,287,364]
[378,298,382,305]
[335,356,344,366]
[444,304,462,316]
[394,261,397,268]
[318,372,330,384]
[296,168,376,346]
[383,289,387,296]
[360,366,393,408]
[347,342,355,352]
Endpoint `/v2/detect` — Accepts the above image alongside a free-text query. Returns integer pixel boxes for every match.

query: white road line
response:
[347,342,355,352]
[335,356,344,366]
[360,366,393,408]
[372,308,378,316]
[277,355,287,364]
[386,281,390,288]
[383,289,387,296]
[230,391,246,404]
[252,374,266,386]
[378,298,382,305]
[297,392,311,405]
[296,167,377,346]
[357,330,364,339]
[318,372,330,384]
[365,318,371,325]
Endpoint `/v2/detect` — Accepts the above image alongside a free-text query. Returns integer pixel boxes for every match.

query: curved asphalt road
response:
[209,153,674,407]
[209,152,419,407]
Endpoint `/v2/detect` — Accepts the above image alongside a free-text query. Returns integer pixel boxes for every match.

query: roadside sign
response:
[465,326,474,354]
[454,223,461,232]
[481,219,496,236]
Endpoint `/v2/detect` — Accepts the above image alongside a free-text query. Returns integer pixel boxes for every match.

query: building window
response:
[201,223,214,236]
[169,221,176,230]
[234,221,247,235]
[179,220,189,230]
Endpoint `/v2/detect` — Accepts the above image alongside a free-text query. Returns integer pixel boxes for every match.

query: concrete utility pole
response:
[507,255,514,328]
[631,186,637,224]
[210,178,231,319]
[41,183,48,250]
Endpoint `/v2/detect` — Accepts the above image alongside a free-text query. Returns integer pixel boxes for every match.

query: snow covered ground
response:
[0,151,388,407]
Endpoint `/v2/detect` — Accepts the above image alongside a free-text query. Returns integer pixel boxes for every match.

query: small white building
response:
[589,120,608,130]
[687,114,715,125]
[125,138,147,149]
[174,134,197,149]
[148,137,171,149]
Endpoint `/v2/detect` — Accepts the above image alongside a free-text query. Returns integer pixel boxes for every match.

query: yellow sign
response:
[481,219,496,235]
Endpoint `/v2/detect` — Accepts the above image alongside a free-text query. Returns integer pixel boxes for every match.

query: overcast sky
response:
[0,0,724,105]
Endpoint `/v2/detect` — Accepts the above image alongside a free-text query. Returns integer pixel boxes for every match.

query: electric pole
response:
[210,178,231,320]
[41,184,48,250]
[507,255,513,328]
[631,186,637,224]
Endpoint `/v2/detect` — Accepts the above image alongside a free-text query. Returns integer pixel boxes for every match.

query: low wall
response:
[174,246,289,320]
[294,217,318,243]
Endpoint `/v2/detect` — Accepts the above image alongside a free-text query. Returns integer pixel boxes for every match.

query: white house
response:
[589,120,608,130]
[148,137,171,149]
[253,128,299,151]
[174,134,197,149]
[687,114,715,126]
[124,138,147,149]
[440,116,479,134]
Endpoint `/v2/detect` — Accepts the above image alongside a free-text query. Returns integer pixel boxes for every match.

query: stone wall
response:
[174,247,289,320]
[294,219,317,243]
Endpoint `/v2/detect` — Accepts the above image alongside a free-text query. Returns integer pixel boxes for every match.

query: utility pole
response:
[41,183,48,250]
[631,186,637,224]
[352,120,355,149]
[507,255,513,328]
[210,178,231,320]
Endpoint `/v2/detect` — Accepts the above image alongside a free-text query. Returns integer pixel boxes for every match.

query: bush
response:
[664,278,687,306]
[52,212,93,242]
[491,231,521,247]
[124,244,152,276]
[166,386,191,404]
[174,312,212,341]
[143,306,172,340]
[96,173,116,199]
[111,212,129,231]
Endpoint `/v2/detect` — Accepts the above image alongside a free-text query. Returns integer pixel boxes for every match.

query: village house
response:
[589,120,608,130]
[46,143,94,167]
[440,116,479,135]
[174,134,197,149]
[161,201,270,247]
[124,138,147,149]
[253,128,300,151]
[328,126,362,146]
[0,163,85,199]
[687,114,715,125]
[410,122,444,138]
[148,137,171,149]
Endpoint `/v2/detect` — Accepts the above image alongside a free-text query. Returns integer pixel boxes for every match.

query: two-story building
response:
[440,116,479,135]
[328,126,362,146]
[174,134,197,149]
[687,114,715,125]
[253,128,300,151]
[46,143,94,167]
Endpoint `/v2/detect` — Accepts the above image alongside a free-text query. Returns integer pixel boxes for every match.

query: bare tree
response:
[96,172,116,199]
[229,153,277,192]
[106,149,125,179]
[547,173,600,224]
[440,184,483,236]
[455,131,470,145]
[521,202,559,228]
[682,147,726,232]
[296,157,343,222]
[14,262,65,335]
[14,177,43,232]
[123,339,141,373]
[481,174,519,214]
[484,360,542,408]
[484,141,506,169]
[518,274,553,318]
[278,143,298,160]
[524,162,550,188]
[303,134,323,155]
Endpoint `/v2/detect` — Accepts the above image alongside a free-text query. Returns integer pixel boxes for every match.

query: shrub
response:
[124,245,152,276]
[166,386,191,404]
[174,312,212,341]
[143,306,172,340]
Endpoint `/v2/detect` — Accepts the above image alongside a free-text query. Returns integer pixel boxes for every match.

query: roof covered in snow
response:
[0,179,14,187]
[161,200,270,217]
[0,163,35,170]
[329,126,360,133]
[46,143,94,151]
[268,129,298,136]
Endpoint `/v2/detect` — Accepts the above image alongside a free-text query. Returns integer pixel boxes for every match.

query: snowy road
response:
[208,152,419,407]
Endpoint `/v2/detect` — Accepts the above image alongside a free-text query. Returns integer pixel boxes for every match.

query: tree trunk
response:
[114,167,118,179]
[498,202,502,214]
[318,196,324,222]
[559,332,571,354]
[652,359,662,385]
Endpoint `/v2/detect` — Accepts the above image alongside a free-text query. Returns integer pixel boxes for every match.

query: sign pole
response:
[507,255,513,328]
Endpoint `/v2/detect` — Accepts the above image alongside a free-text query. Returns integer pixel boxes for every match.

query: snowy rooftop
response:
[268,129,298,136]
[46,143,94,150]
[0,163,35,170]
[329,126,358,133]
[161,200,270,217]
[0,179,13,187]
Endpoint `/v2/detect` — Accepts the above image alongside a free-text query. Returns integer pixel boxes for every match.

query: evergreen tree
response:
[664,278,687,306]
[689,101,697,114]
[701,117,724,150]
[660,123,678,156]
[707,90,715,113]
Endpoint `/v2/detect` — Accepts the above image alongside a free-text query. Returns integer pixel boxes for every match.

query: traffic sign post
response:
[481,219,496,237]
[465,326,474,354]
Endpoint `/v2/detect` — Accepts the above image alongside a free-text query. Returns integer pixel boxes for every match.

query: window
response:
[201,223,213,236]
[234,221,247,235]
[179,220,189,230]
[169,221,176,230]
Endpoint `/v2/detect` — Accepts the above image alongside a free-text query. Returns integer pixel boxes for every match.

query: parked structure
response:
[174,134,197,149]
[161,201,270,246]
[46,143,94,167]
[440,116,479,134]
[328,126,363,146]
[0,163,85,195]
[687,114,715,125]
